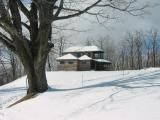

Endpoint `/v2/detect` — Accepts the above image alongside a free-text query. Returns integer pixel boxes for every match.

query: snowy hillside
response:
[0,68,160,120]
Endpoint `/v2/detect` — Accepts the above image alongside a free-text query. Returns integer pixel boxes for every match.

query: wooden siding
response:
[57,60,78,71]
[78,61,91,71]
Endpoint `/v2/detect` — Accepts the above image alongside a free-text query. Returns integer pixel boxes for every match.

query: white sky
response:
[58,0,160,45]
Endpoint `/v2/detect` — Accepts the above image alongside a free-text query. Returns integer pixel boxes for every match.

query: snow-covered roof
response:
[63,46,103,53]
[56,54,77,60]
[79,55,92,60]
[63,46,81,53]
[94,59,111,63]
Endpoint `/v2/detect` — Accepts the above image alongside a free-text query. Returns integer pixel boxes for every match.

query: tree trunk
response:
[23,55,48,94]
[17,41,49,94]
[26,64,48,93]
[47,55,52,71]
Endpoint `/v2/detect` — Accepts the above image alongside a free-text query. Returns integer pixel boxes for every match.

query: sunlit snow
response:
[0,68,160,120]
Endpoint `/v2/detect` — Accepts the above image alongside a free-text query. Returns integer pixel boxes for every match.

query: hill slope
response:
[0,68,160,120]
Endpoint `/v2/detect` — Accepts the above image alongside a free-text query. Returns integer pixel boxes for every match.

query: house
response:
[56,46,111,71]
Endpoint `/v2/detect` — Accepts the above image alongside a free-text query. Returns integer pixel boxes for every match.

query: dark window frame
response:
[68,61,74,64]
[60,61,65,64]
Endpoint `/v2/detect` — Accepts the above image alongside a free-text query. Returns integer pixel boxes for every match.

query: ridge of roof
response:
[93,59,111,63]
[63,46,103,53]
[56,54,78,60]
[79,55,92,60]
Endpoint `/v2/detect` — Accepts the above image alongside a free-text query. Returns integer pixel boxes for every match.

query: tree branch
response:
[54,0,63,17]
[0,23,31,57]
[21,22,30,32]
[0,22,19,38]
[16,0,30,19]
[95,1,148,16]
[0,32,15,52]
[53,0,147,21]
[53,0,102,21]
[9,0,22,35]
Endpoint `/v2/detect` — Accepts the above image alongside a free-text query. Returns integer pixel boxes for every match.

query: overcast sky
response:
[20,0,160,46]
[59,0,160,46]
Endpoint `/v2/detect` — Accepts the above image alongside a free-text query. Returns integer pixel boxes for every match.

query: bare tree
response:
[115,41,128,70]
[120,43,127,70]
[84,37,95,46]
[134,31,143,70]
[0,44,24,85]
[58,35,67,56]
[126,32,135,70]
[144,33,151,68]
[0,49,9,84]
[97,36,116,70]
[96,36,106,50]
[150,29,159,67]
[0,0,147,94]
[0,45,18,84]
[46,34,68,71]
[8,51,17,80]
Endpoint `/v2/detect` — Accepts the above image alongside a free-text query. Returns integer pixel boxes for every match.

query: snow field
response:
[0,68,160,120]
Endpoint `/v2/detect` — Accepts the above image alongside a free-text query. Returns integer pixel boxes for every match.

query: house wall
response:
[57,60,78,71]
[78,61,91,71]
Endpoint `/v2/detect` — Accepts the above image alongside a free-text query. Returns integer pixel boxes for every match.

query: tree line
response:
[88,29,160,70]
[0,44,24,85]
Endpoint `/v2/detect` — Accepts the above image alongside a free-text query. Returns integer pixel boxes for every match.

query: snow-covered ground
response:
[0,68,160,120]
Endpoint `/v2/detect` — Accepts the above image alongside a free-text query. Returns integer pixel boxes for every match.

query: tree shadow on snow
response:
[48,70,160,92]
[0,87,26,95]
[48,70,160,113]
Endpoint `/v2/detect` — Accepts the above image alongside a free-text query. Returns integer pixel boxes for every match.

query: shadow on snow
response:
[48,69,160,92]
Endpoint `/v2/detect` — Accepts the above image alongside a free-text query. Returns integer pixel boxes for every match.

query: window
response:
[60,61,65,64]
[68,61,73,64]
[94,53,99,59]
[100,53,104,59]
[82,61,86,64]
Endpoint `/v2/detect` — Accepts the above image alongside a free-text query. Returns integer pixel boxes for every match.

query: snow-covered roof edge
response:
[94,59,111,63]
[63,46,103,53]
[79,55,92,60]
[56,54,78,60]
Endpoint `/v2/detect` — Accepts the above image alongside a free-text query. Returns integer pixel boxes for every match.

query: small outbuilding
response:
[56,54,78,71]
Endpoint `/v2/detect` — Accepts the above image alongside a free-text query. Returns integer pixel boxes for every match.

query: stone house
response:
[56,46,111,71]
